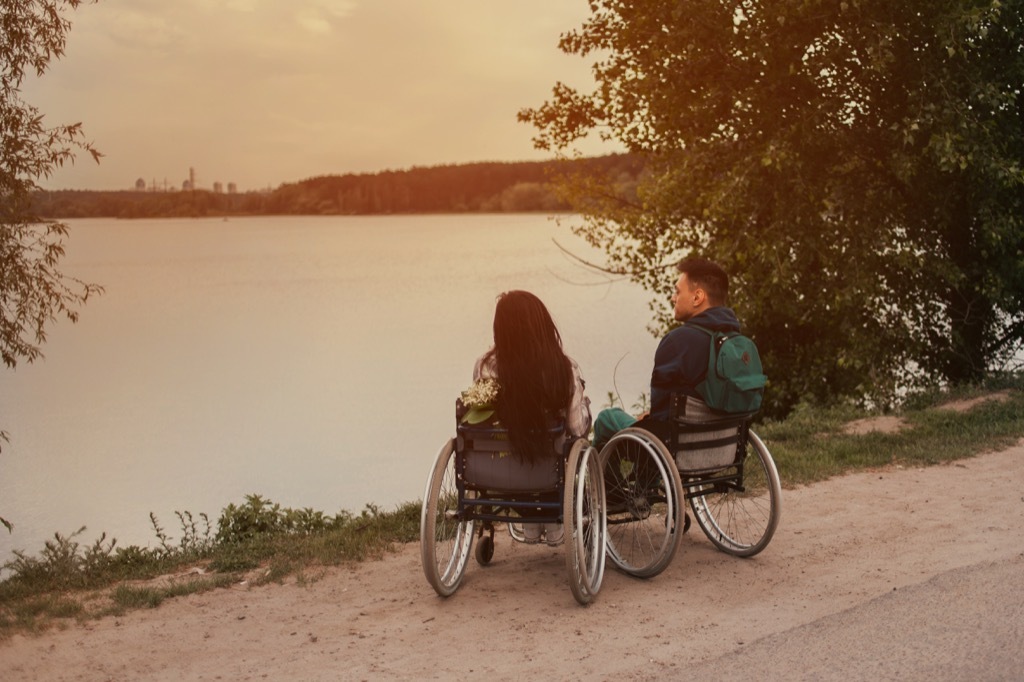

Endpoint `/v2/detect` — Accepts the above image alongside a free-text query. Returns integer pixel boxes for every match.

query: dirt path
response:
[4,441,1024,681]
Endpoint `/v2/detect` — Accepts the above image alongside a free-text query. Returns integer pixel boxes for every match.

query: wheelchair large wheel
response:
[420,439,476,596]
[564,440,606,605]
[599,428,683,578]
[686,429,781,557]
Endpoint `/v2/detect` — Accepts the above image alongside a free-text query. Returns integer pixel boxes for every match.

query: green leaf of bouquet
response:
[462,407,495,425]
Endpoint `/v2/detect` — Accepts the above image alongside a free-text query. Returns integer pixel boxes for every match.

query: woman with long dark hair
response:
[470,290,592,545]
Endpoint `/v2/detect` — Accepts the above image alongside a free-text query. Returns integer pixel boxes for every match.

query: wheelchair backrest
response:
[670,394,754,473]
[456,421,566,493]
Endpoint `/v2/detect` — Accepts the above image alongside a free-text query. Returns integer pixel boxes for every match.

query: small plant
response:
[2,527,119,592]
[216,494,288,544]
[175,510,213,553]
[150,512,172,553]
[150,510,214,557]
[0,430,9,533]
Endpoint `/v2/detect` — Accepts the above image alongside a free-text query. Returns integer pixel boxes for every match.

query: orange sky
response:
[25,0,613,192]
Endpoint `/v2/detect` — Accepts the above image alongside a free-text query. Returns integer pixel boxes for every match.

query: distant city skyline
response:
[24,1,616,192]
[132,168,241,194]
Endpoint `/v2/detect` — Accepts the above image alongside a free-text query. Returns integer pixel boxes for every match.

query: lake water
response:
[0,214,661,559]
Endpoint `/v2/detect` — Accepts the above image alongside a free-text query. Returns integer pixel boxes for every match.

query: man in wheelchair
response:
[593,256,741,448]
[591,257,779,577]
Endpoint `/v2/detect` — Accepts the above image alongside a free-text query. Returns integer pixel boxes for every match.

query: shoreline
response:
[4,441,1024,679]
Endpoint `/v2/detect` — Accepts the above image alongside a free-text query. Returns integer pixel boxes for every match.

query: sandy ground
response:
[3,438,1024,681]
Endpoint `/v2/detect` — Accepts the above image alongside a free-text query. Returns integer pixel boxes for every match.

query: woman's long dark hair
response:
[483,291,573,464]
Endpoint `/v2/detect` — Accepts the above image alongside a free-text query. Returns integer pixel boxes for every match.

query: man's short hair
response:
[677,257,728,306]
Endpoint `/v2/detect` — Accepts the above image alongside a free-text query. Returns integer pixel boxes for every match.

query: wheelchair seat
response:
[457,421,565,493]
[669,395,752,473]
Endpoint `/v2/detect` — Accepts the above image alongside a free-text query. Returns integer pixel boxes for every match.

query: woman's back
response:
[472,291,591,464]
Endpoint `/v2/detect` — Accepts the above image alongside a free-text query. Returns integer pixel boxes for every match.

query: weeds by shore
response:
[2,375,1021,638]
[0,498,420,637]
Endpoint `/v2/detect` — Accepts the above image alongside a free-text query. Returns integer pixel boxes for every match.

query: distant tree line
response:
[32,155,643,219]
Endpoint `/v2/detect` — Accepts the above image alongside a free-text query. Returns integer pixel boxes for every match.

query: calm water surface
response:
[0,214,661,558]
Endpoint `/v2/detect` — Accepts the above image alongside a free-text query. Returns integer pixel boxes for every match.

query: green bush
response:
[215,494,355,544]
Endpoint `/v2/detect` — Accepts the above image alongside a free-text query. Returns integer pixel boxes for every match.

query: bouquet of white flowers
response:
[459,377,500,425]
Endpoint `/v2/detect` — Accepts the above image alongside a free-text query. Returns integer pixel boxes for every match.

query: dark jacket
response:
[648,306,742,421]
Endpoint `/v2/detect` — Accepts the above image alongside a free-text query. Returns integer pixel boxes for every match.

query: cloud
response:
[95,8,187,52]
[295,0,357,35]
[224,0,258,11]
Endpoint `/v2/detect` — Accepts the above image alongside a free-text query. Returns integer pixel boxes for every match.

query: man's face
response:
[672,273,702,322]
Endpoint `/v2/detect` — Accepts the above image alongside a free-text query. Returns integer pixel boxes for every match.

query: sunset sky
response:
[24,0,613,192]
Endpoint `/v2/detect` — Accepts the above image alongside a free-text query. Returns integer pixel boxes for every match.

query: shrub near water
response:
[760,376,1024,486]
[208,495,420,572]
[0,495,421,636]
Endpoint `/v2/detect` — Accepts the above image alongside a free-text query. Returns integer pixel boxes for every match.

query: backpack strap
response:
[686,322,731,350]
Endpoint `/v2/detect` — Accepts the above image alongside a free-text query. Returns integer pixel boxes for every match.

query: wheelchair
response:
[420,416,607,605]
[599,394,781,578]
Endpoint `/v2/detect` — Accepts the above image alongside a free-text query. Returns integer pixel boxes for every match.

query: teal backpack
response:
[688,324,766,414]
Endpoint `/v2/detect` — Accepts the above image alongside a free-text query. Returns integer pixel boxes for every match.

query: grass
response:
[1,374,1021,638]
[107,575,237,612]
[760,375,1024,485]
[0,498,421,638]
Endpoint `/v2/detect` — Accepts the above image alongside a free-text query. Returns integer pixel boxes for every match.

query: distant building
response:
[213,181,223,194]
[227,182,237,194]
[183,179,192,191]
[135,178,146,191]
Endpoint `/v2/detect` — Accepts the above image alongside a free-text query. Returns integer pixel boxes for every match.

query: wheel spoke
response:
[688,429,781,557]
[600,430,682,578]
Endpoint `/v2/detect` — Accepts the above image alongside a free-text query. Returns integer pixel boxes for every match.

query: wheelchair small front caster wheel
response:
[475,535,495,565]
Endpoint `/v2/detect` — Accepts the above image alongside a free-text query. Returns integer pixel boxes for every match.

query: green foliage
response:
[208,498,420,573]
[215,494,356,544]
[759,375,1024,485]
[0,495,422,637]
[1,527,123,593]
[520,0,1024,417]
[1,0,103,540]
[1,0,102,370]
[149,510,213,557]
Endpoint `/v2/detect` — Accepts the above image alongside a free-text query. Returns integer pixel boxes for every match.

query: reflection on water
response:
[0,214,660,557]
